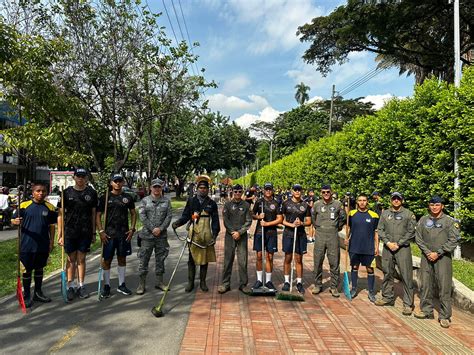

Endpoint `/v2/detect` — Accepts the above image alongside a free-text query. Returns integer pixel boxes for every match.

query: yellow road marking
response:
[48,324,80,353]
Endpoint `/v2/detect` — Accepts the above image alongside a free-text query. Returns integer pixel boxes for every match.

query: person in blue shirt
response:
[12,182,57,308]
[344,193,379,302]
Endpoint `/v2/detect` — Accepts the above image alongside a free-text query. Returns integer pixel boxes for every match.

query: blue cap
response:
[292,184,302,190]
[321,184,331,190]
[111,173,124,181]
[391,192,403,200]
[74,168,88,176]
[429,195,444,204]
[372,191,380,196]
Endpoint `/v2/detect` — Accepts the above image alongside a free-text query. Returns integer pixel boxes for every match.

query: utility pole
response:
[328,84,335,134]
[269,140,273,165]
[452,0,462,259]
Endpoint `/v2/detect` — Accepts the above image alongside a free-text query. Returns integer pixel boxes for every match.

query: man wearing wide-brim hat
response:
[172,175,220,292]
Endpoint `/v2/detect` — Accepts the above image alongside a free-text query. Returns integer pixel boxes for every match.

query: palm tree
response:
[295,82,310,105]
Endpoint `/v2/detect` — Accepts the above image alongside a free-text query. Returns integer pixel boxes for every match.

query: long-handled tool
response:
[342,197,352,300]
[151,227,189,318]
[251,202,276,296]
[16,192,26,313]
[277,223,304,302]
[97,187,109,301]
[60,188,68,303]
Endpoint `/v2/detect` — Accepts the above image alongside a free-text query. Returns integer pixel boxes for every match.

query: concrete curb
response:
[337,231,474,315]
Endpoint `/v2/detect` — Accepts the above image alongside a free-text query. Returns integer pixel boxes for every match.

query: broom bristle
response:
[343,272,352,300]
[276,291,305,302]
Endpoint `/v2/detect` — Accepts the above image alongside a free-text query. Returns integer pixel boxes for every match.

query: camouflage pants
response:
[138,237,170,276]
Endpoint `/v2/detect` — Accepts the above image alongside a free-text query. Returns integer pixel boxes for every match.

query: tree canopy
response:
[297,0,474,83]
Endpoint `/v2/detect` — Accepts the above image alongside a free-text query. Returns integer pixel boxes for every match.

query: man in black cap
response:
[218,184,252,294]
[172,175,220,292]
[375,192,416,315]
[251,182,283,291]
[311,184,346,297]
[371,191,384,217]
[136,178,172,294]
[57,168,98,300]
[96,173,137,298]
[414,196,459,328]
[280,184,311,294]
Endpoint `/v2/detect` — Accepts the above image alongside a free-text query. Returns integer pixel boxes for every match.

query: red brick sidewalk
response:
[181,225,474,354]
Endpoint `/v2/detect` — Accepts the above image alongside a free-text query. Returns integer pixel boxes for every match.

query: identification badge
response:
[330,212,335,220]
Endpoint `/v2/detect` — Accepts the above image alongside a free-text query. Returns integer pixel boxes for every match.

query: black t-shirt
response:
[252,197,281,237]
[97,192,135,238]
[280,199,310,238]
[60,186,98,239]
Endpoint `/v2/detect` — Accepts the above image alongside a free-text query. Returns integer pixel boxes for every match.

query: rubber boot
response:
[200,264,209,292]
[185,261,196,292]
[155,274,168,291]
[136,274,146,295]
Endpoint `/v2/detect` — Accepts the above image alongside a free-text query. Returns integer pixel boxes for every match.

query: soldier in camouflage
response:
[136,178,172,294]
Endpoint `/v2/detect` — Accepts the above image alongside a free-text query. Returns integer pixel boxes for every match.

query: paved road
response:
[0,227,18,242]
[0,213,195,354]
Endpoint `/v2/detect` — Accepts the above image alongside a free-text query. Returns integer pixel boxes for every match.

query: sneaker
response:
[439,319,450,328]
[350,288,357,299]
[330,288,340,298]
[368,292,376,303]
[117,283,132,296]
[265,281,276,291]
[217,285,230,294]
[312,286,322,295]
[296,283,305,294]
[33,290,52,303]
[402,306,413,316]
[100,284,111,299]
[375,298,394,307]
[67,287,75,301]
[252,280,263,290]
[414,311,434,319]
[77,286,90,299]
[282,282,290,292]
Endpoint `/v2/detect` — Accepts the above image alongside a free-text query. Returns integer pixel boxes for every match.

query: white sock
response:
[296,278,302,284]
[67,281,74,288]
[104,270,111,285]
[266,273,272,282]
[79,281,84,287]
[257,271,263,282]
[118,266,126,285]
[284,275,290,283]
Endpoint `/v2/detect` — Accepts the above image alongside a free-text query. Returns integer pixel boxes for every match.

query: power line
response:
[162,0,180,46]
[338,67,386,96]
[177,0,200,76]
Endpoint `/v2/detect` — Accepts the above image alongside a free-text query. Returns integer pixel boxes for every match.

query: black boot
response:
[200,264,208,292]
[185,260,196,292]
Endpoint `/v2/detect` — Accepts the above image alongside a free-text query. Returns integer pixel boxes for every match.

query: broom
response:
[16,192,26,313]
[342,197,352,300]
[60,188,68,303]
[97,187,109,301]
[277,222,304,302]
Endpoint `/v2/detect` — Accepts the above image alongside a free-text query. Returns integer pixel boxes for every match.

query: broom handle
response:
[290,223,297,292]
[345,197,350,272]
[100,187,109,261]
[61,188,65,271]
[17,192,22,277]
[261,202,265,284]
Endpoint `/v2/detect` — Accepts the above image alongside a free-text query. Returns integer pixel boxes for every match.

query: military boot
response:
[200,264,209,292]
[136,274,146,295]
[155,274,168,291]
[185,261,196,292]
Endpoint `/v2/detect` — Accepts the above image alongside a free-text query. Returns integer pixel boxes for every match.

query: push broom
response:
[16,192,26,313]
[342,197,352,300]
[60,188,68,303]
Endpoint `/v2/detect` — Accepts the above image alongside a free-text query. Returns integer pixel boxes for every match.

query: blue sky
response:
[152,0,415,127]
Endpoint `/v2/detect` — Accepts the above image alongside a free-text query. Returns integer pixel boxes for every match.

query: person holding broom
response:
[11,182,57,308]
[57,168,98,301]
[280,184,311,294]
[345,193,379,302]
[96,173,137,298]
[251,182,283,291]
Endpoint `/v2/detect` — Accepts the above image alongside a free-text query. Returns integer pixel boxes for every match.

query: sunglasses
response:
[233,190,243,193]
[264,187,273,191]
[152,185,162,188]
[293,188,302,192]
[321,190,331,194]
[391,196,402,201]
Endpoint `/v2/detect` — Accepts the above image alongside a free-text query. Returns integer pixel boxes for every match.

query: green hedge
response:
[236,69,474,241]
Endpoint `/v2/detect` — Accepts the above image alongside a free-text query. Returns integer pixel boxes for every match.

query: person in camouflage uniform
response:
[136,178,172,294]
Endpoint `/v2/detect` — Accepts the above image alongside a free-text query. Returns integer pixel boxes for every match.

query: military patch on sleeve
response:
[454,222,460,229]
[411,214,416,220]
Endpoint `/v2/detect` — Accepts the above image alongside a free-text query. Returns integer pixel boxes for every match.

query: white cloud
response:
[360,94,405,110]
[222,75,251,94]
[234,106,281,130]
[307,95,324,103]
[207,93,269,116]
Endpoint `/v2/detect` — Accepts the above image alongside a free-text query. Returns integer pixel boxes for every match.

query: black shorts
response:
[20,252,49,271]
[349,253,375,267]
[253,233,278,253]
[103,237,132,260]
[65,238,92,254]
[282,235,307,255]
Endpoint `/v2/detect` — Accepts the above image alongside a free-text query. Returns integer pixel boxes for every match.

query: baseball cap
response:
[151,178,164,187]
[74,168,88,177]
[111,173,124,181]
[292,184,302,191]
[263,182,273,190]
[391,192,403,200]
[429,195,444,204]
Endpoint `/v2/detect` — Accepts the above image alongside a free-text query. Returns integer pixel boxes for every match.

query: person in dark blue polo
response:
[344,193,379,302]
[12,181,57,308]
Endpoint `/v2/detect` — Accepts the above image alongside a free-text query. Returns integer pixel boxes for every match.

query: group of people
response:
[11,172,459,328]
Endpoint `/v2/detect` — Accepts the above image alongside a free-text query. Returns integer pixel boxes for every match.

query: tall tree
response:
[297,0,474,83]
[294,82,311,105]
